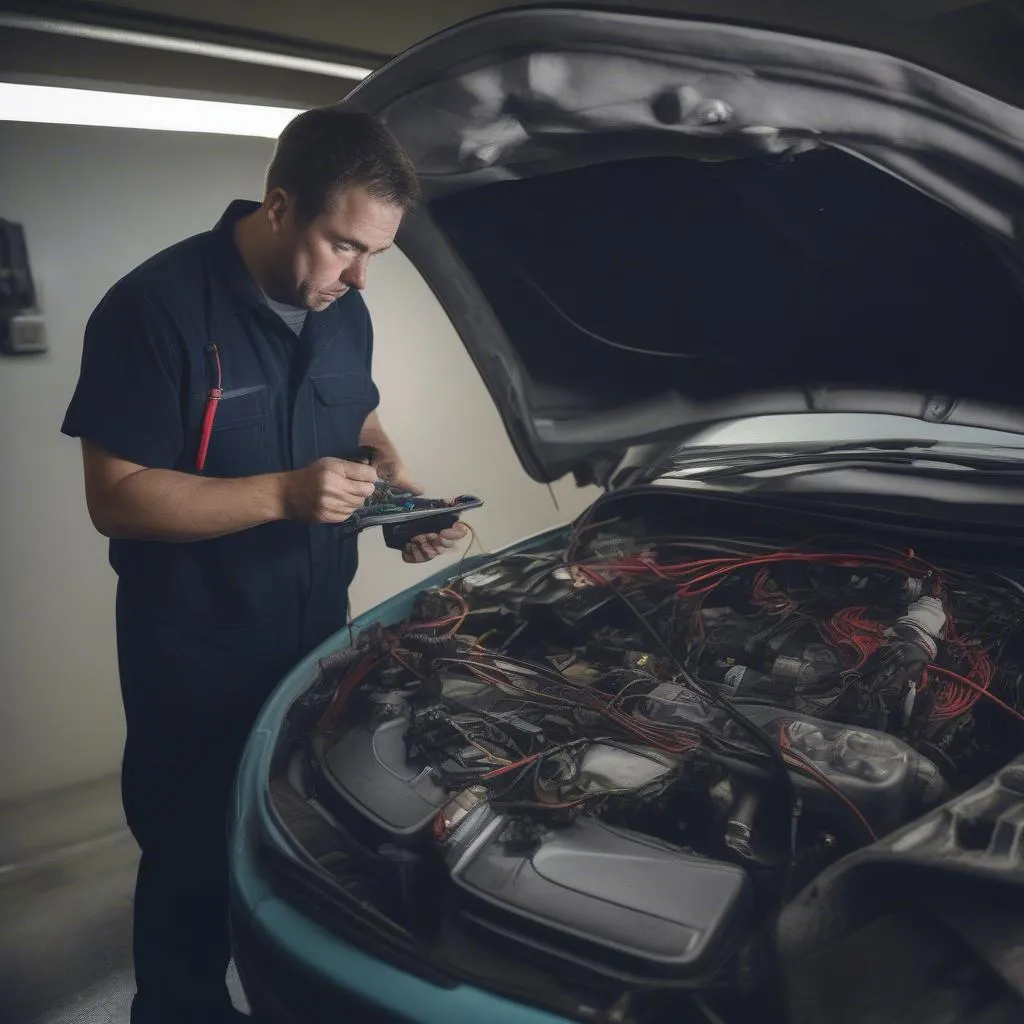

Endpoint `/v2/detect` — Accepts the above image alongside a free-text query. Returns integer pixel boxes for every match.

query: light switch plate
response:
[1,313,47,355]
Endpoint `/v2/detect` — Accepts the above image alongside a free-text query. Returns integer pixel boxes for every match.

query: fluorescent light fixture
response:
[0,13,374,81]
[0,82,306,138]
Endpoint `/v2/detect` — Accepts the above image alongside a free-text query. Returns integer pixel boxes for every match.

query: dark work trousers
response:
[122,735,244,1024]
[116,583,301,1024]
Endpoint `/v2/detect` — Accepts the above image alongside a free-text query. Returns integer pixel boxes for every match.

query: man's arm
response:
[82,441,378,543]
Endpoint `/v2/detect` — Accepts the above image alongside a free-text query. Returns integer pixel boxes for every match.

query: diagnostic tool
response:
[337,448,482,547]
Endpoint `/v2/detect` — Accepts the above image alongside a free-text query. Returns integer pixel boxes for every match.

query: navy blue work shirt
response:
[62,200,379,742]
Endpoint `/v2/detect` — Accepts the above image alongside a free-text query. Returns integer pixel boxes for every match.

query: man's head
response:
[251,106,420,311]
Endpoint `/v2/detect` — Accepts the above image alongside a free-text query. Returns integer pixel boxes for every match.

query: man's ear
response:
[264,188,292,235]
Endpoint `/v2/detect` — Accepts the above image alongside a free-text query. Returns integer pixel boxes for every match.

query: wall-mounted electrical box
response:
[1,219,46,355]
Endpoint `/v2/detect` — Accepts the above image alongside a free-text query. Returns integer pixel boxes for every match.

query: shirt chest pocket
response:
[311,373,379,459]
[201,385,269,478]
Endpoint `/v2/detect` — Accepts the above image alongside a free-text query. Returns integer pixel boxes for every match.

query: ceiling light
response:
[0,13,374,81]
[0,83,306,138]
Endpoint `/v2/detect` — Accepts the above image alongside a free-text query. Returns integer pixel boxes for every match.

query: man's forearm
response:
[83,440,379,543]
[97,468,289,543]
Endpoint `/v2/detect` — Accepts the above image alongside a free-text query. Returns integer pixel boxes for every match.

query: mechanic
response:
[61,106,467,1024]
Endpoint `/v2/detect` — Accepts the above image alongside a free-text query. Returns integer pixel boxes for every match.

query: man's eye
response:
[334,242,354,254]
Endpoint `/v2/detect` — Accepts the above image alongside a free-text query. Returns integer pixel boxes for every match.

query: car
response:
[227,6,1024,1023]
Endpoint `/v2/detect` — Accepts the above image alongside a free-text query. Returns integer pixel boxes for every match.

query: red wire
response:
[929,611,995,720]
[409,588,470,634]
[465,658,698,756]
[579,550,929,604]
[315,655,379,733]
[821,607,885,668]
[481,753,543,780]
[579,548,1021,729]
[672,552,924,600]
[783,751,879,842]
[778,723,878,842]
[927,664,1024,725]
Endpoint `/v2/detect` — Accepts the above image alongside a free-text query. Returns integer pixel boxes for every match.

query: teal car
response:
[229,6,1024,1023]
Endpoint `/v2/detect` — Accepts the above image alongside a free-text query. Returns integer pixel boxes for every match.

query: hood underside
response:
[347,6,1024,485]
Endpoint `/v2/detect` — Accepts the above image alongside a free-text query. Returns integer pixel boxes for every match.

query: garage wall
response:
[0,119,597,803]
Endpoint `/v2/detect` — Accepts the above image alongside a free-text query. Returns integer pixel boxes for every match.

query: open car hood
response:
[346,5,1024,486]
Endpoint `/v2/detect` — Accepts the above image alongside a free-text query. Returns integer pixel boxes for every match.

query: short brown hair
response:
[266,106,420,221]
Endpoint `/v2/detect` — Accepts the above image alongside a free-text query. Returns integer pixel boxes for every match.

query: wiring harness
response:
[306,524,1024,904]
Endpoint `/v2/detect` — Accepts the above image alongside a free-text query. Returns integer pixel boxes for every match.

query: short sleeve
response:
[359,292,375,376]
[61,282,185,469]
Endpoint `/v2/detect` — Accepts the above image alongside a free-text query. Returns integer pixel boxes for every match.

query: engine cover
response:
[448,815,752,982]
[318,712,448,839]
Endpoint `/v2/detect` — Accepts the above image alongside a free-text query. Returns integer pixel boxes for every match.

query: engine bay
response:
[277,501,1024,1019]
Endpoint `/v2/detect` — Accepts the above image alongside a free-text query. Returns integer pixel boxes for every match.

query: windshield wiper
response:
[663,439,924,470]
[665,442,1024,481]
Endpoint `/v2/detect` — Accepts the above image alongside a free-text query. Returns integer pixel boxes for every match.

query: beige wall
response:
[0,120,597,803]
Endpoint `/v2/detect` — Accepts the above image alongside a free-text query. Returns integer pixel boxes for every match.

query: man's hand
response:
[360,411,422,495]
[402,521,470,564]
[374,456,423,497]
[284,458,378,524]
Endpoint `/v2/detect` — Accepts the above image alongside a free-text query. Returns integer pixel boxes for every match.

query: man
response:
[61,106,467,1023]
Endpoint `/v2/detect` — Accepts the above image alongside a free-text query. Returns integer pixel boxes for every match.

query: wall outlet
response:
[1,312,47,355]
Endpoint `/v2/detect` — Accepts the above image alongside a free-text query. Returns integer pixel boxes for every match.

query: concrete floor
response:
[0,776,248,1024]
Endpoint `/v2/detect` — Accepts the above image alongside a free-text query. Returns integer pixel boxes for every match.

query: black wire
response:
[463,650,607,697]
[461,646,740,754]
[585,569,802,898]
[489,764,536,802]
[485,738,594,801]
[442,652,703,759]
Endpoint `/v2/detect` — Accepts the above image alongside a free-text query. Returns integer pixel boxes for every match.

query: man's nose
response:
[341,257,368,291]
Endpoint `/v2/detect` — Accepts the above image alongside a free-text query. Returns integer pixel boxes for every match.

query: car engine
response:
[283,514,1024,1016]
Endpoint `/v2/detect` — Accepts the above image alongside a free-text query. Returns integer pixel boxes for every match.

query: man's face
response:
[266,185,404,311]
